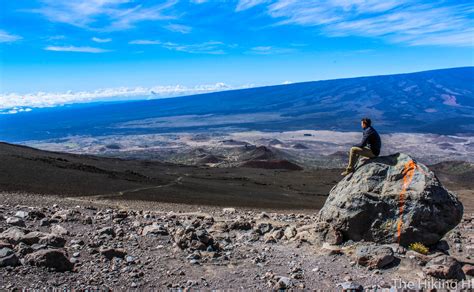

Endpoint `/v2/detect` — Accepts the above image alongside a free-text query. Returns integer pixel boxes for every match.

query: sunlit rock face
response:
[318,153,463,246]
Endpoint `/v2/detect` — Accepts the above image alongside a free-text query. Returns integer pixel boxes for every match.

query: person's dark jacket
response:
[354,126,381,156]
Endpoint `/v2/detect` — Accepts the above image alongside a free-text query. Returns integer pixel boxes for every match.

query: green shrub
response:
[408,242,429,255]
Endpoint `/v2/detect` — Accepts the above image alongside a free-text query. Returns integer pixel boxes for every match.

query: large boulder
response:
[318,153,463,246]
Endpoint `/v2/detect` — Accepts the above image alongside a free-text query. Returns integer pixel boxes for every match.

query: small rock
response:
[100,247,127,260]
[259,212,270,219]
[324,227,343,245]
[275,276,292,289]
[126,255,136,264]
[272,229,284,240]
[355,245,394,269]
[338,281,363,291]
[28,210,46,219]
[264,234,277,244]
[223,208,236,214]
[0,248,20,267]
[423,254,465,280]
[83,216,93,224]
[142,224,168,236]
[97,226,115,237]
[16,242,34,256]
[256,223,273,235]
[6,217,26,227]
[38,234,67,247]
[113,210,128,219]
[52,210,78,222]
[25,249,73,272]
[229,220,252,230]
[0,240,12,249]
[51,224,69,236]
[462,264,474,276]
[39,218,50,227]
[284,226,297,239]
[290,267,304,279]
[14,211,29,219]
[0,227,27,244]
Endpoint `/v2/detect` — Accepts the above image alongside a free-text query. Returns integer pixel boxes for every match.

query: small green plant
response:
[408,242,429,255]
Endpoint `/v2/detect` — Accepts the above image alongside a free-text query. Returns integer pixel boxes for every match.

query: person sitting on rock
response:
[341,118,381,176]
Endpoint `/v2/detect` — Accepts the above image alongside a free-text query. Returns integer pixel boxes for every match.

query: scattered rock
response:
[0,227,27,244]
[423,254,464,280]
[52,210,79,222]
[28,210,46,219]
[97,226,115,237]
[338,281,364,291]
[462,264,474,276]
[142,223,168,236]
[0,248,20,267]
[6,217,26,227]
[255,223,272,235]
[14,211,29,219]
[222,208,236,214]
[229,220,252,230]
[51,224,69,236]
[284,226,297,239]
[25,249,73,272]
[39,218,50,227]
[0,240,12,249]
[100,248,127,260]
[355,245,394,269]
[274,276,292,289]
[323,227,343,245]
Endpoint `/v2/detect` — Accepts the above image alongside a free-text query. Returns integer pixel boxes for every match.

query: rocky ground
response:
[0,192,473,291]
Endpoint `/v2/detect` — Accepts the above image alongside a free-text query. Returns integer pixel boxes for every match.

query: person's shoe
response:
[340,168,353,176]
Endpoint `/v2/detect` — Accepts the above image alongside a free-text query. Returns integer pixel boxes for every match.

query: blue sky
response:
[0,0,473,111]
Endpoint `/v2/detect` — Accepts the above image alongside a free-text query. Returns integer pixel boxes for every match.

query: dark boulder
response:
[25,249,73,272]
[318,153,463,246]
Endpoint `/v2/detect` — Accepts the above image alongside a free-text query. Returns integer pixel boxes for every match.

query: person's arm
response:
[354,129,370,148]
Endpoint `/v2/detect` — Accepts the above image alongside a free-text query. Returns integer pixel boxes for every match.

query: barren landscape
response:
[0,67,473,290]
[23,130,474,168]
[0,140,473,290]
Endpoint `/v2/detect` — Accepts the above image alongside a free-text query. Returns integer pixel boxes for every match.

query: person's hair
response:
[361,118,372,127]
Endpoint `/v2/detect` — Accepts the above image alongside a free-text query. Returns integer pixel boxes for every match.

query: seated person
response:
[341,118,381,176]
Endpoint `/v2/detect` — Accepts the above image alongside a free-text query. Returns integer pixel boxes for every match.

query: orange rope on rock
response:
[397,160,418,244]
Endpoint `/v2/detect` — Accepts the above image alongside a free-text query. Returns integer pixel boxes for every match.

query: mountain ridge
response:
[1,66,473,142]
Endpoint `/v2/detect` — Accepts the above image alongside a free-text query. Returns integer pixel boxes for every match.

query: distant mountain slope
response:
[0,142,340,209]
[1,67,473,142]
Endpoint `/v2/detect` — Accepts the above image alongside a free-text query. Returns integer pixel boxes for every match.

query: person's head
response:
[361,118,371,129]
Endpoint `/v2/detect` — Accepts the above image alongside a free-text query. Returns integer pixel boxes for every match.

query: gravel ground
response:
[0,192,473,291]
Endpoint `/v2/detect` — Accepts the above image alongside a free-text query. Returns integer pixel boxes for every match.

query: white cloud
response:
[249,46,273,54]
[92,37,112,43]
[264,0,474,47]
[0,29,22,43]
[44,45,111,53]
[129,39,162,45]
[236,0,270,12]
[164,23,192,34]
[28,0,177,31]
[129,40,229,54]
[162,41,227,54]
[248,45,295,54]
[0,83,253,113]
